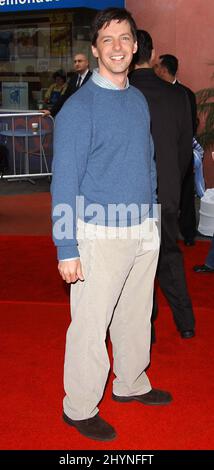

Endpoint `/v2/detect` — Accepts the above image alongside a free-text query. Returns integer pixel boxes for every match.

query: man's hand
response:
[58,259,84,284]
[41,109,51,117]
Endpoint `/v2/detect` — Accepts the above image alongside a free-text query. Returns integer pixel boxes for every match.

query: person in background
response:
[72,53,91,89]
[44,69,67,109]
[192,137,205,198]
[155,54,197,247]
[193,235,214,272]
[43,53,91,118]
[129,30,195,340]
[51,8,172,442]
[194,152,213,272]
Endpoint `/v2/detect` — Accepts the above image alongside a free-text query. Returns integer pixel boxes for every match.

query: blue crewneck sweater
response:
[51,78,157,260]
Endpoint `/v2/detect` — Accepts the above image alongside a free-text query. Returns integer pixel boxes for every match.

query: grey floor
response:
[0,176,50,195]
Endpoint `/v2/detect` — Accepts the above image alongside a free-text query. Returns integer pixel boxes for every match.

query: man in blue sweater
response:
[51,8,172,442]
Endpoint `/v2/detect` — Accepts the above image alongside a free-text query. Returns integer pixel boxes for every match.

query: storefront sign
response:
[0,0,124,13]
[2,82,28,109]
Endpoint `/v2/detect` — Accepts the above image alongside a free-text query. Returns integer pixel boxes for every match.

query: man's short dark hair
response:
[133,30,153,65]
[91,7,137,46]
[159,54,178,76]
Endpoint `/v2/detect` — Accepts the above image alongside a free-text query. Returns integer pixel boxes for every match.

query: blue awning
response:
[0,0,125,14]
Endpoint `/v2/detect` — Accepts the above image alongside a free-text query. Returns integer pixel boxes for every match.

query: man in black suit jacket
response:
[155,54,197,246]
[43,53,92,117]
[129,30,195,339]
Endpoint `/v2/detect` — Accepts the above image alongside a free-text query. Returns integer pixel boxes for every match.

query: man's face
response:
[55,76,65,87]
[92,20,137,82]
[73,54,89,74]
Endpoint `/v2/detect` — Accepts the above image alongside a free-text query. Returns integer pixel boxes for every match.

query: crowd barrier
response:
[0,112,54,181]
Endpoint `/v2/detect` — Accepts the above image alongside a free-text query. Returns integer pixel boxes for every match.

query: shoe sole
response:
[112,394,172,406]
[180,331,195,339]
[62,413,117,442]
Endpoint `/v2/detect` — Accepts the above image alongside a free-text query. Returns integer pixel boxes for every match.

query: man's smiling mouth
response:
[110,55,125,61]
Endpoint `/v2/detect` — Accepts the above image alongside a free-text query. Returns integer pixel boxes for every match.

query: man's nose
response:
[113,39,122,50]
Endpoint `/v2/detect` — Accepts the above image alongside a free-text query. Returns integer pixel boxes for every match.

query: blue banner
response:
[0,0,124,13]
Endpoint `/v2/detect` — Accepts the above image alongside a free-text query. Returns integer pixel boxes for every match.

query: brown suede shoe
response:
[63,412,116,441]
[112,388,172,405]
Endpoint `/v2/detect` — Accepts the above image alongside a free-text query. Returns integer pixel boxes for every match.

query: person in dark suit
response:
[43,53,92,117]
[155,54,197,246]
[129,30,195,339]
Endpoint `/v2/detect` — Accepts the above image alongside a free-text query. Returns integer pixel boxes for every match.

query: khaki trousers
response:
[63,219,159,420]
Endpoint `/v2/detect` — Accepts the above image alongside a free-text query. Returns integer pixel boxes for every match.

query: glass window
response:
[0,8,97,111]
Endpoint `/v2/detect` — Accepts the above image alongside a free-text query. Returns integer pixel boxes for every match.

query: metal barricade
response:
[0,112,54,181]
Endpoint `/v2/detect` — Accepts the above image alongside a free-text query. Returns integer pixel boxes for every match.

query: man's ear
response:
[133,41,138,54]
[151,48,156,63]
[91,45,98,59]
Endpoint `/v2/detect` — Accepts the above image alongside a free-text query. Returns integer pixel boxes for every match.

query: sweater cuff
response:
[57,245,80,261]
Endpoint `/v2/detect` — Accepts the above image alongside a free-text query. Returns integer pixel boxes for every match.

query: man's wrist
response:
[57,244,80,261]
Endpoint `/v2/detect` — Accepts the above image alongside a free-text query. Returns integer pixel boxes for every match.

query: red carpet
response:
[0,302,213,450]
[0,235,69,304]
[0,235,213,308]
[0,193,51,236]
[0,236,213,450]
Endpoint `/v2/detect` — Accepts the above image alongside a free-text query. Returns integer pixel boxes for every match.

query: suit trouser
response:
[155,210,195,331]
[63,219,159,420]
[179,159,196,241]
